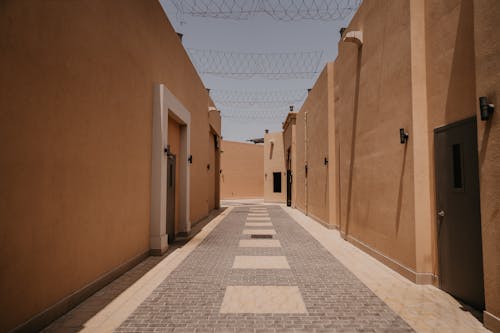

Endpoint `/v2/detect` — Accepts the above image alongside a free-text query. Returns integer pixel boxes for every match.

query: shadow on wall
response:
[444,0,476,125]
[395,143,408,234]
[344,47,363,238]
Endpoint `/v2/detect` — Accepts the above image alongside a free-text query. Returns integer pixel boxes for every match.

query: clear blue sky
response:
[159,0,356,142]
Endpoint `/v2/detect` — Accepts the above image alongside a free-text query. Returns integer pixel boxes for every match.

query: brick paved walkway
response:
[115,205,413,332]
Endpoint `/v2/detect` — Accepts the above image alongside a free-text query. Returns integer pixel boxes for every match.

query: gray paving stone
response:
[116,206,414,332]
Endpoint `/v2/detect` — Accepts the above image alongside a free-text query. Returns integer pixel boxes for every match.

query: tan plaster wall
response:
[473,0,500,328]
[220,141,264,199]
[0,1,219,331]
[208,109,221,210]
[264,132,287,203]
[295,111,307,212]
[282,114,297,207]
[335,0,417,272]
[424,0,478,278]
[301,65,331,224]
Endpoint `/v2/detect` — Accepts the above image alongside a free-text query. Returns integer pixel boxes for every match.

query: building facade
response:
[263,132,287,203]
[0,1,221,331]
[220,141,264,199]
[281,0,499,331]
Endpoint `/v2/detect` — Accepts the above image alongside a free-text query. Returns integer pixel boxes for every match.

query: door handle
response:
[437,210,445,217]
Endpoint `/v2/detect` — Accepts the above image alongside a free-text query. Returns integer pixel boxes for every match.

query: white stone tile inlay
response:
[248,213,269,217]
[239,239,281,247]
[243,229,276,235]
[232,256,290,269]
[247,217,271,221]
[245,222,273,227]
[220,286,307,314]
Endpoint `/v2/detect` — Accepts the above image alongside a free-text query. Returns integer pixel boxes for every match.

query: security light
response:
[479,96,494,121]
[400,128,409,144]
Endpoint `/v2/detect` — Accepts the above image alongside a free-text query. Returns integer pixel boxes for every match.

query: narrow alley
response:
[44,202,486,332]
[1,1,499,332]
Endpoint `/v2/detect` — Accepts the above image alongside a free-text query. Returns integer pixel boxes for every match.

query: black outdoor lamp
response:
[479,96,495,121]
[400,128,409,144]
[188,155,193,164]
[324,157,329,165]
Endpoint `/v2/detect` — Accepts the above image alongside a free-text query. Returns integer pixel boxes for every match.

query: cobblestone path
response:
[116,205,413,332]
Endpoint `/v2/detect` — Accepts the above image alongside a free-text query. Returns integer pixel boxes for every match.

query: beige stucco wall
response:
[282,113,297,207]
[424,0,480,278]
[264,132,286,203]
[0,1,219,331]
[473,0,500,329]
[302,65,332,225]
[220,141,264,199]
[295,108,307,213]
[208,109,221,211]
[335,0,417,276]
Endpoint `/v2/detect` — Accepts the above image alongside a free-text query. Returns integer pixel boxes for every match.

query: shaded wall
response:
[220,141,264,199]
[208,109,222,210]
[282,113,297,207]
[473,0,500,330]
[295,109,307,212]
[302,65,332,224]
[335,0,417,275]
[264,132,286,203]
[425,0,479,277]
[0,1,218,331]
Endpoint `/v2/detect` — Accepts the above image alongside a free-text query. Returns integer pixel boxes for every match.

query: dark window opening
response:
[169,164,173,187]
[273,172,281,193]
[452,143,463,189]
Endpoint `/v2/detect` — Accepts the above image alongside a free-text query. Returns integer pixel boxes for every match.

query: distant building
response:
[220,141,264,199]
[263,132,286,203]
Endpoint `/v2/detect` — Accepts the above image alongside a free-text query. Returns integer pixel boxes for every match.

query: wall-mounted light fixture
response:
[289,105,294,112]
[339,27,346,38]
[207,163,210,170]
[400,128,409,144]
[324,157,329,166]
[188,155,193,164]
[479,96,495,121]
[305,164,308,177]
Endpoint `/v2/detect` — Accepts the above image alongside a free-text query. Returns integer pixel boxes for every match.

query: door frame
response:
[433,116,485,309]
[150,83,191,255]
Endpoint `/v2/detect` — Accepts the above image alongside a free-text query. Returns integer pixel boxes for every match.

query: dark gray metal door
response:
[434,117,484,310]
[167,154,176,243]
[286,148,292,207]
[286,170,292,207]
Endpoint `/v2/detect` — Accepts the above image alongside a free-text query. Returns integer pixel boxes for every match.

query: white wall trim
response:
[150,84,191,254]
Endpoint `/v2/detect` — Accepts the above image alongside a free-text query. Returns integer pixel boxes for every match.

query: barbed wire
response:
[220,106,292,120]
[169,0,361,21]
[188,49,324,79]
[210,89,307,108]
